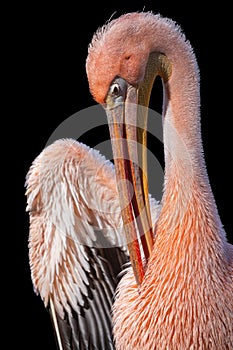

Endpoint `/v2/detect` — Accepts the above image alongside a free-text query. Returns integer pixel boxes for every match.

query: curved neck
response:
[142,48,205,189]
[143,37,224,243]
[162,60,203,183]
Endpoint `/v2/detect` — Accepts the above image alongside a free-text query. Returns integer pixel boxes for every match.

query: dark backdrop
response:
[12,2,232,349]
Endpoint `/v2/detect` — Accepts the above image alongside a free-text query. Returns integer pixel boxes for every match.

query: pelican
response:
[25,11,233,349]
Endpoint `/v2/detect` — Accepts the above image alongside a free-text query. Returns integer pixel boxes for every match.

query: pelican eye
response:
[108,77,127,102]
[111,83,121,96]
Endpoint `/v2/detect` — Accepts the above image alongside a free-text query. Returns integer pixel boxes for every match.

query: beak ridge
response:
[106,83,154,287]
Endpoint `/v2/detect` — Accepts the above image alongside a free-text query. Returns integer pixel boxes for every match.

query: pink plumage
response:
[26,12,233,350]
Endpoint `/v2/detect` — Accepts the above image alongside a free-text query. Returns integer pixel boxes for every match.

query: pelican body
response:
[26,11,233,350]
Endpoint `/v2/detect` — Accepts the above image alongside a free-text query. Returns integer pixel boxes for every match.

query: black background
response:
[11,1,232,349]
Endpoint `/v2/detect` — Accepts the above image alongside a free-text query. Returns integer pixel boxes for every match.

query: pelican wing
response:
[25,139,129,350]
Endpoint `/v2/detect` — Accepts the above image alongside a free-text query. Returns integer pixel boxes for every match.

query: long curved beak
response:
[106,82,154,287]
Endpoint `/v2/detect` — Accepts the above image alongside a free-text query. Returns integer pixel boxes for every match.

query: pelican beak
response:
[105,77,154,287]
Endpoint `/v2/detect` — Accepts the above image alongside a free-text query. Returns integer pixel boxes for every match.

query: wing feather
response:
[25,138,161,349]
[25,138,129,349]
